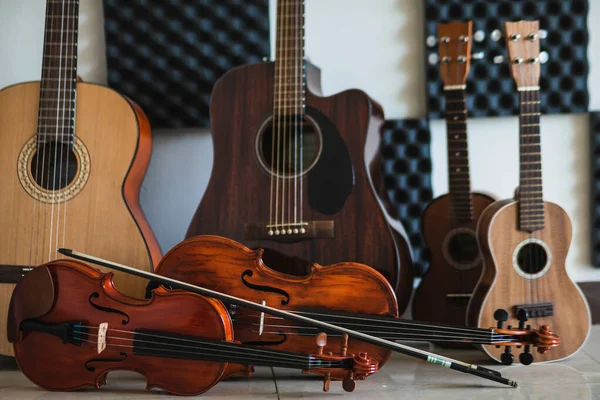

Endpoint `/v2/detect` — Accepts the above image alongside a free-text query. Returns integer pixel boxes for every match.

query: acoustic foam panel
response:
[425,0,589,119]
[381,119,433,276]
[590,112,600,268]
[103,0,270,129]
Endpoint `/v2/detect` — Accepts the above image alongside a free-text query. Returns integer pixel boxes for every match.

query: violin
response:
[7,260,377,395]
[150,236,559,374]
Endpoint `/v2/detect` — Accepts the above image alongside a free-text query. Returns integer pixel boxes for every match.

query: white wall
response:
[0,0,599,281]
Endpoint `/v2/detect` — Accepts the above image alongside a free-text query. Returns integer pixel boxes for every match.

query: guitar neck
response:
[37,0,80,146]
[445,88,473,223]
[273,0,305,116]
[518,89,544,232]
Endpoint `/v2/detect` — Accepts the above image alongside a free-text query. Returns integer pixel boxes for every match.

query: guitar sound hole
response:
[443,229,480,270]
[30,141,78,191]
[516,243,548,275]
[256,115,322,177]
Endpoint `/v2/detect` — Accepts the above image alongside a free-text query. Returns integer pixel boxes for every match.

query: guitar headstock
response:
[504,20,541,89]
[437,21,473,88]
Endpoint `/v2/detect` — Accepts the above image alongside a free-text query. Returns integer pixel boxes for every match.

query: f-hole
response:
[88,292,130,324]
[240,270,290,305]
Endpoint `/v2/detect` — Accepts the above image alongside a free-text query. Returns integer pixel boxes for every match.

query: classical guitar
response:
[186,0,413,310]
[0,0,160,356]
[412,21,494,326]
[467,20,591,364]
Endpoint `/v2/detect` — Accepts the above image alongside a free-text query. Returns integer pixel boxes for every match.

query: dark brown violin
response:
[153,235,559,374]
[7,260,377,395]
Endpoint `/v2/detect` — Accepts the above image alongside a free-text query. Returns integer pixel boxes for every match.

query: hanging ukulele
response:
[0,0,160,356]
[184,0,414,311]
[413,21,495,327]
[467,20,591,364]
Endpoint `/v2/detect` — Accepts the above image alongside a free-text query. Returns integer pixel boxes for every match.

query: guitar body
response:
[187,61,412,311]
[413,192,494,325]
[0,82,160,356]
[468,200,590,363]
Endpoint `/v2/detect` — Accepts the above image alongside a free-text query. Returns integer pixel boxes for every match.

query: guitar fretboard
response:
[273,0,305,116]
[445,88,473,223]
[518,89,544,232]
[37,0,79,146]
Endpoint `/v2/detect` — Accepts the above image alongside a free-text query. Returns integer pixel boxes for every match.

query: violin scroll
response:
[307,332,379,392]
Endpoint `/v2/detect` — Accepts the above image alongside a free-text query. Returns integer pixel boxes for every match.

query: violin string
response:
[73,327,347,368]
[232,309,502,335]
[232,323,517,342]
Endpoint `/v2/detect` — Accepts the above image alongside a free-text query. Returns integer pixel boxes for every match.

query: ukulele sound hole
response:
[442,228,480,270]
[30,141,78,191]
[516,242,549,276]
[256,114,322,178]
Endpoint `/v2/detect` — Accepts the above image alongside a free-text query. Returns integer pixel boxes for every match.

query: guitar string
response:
[268,7,277,235]
[47,0,68,263]
[61,0,78,253]
[293,0,298,231]
[299,0,304,230]
[29,1,55,269]
[274,0,284,235]
[281,0,288,234]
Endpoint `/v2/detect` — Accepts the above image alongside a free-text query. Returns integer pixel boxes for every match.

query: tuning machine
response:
[493,51,549,65]
[428,52,485,65]
[491,28,548,42]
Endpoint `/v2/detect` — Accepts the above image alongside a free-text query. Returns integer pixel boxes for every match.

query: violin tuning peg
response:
[342,376,356,392]
[493,55,506,64]
[322,372,331,392]
[340,333,349,356]
[491,29,503,42]
[316,332,327,354]
[473,30,485,42]
[519,346,534,365]
[428,53,439,65]
[471,52,484,60]
[501,347,514,365]
[516,309,528,329]
[426,35,437,48]
[493,309,509,329]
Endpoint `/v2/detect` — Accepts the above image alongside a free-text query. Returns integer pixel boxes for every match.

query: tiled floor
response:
[1,326,599,399]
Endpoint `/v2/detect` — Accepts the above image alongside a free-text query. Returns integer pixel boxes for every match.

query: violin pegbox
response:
[437,21,473,89]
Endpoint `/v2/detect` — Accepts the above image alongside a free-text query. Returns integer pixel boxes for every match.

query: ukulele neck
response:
[37,0,80,147]
[274,0,305,117]
[445,88,473,223]
[518,89,544,232]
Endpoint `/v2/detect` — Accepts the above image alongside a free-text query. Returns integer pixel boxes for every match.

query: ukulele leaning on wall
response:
[0,0,161,356]
[467,20,590,364]
[185,0,414,311]
[412,21,495,327]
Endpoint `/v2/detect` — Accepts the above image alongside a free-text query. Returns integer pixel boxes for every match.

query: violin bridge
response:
[98,322,108,354]
[259,301,266,336]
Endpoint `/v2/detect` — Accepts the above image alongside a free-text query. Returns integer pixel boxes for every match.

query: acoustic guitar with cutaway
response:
[413,21,495,327]
[467,20,591,364]
[0,0,161,356]
[185,0,414,311]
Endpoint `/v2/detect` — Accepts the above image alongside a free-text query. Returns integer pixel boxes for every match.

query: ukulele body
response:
[468,200,590,363]
[413,192,494,326]
[155,235,397,379]
[0,82,160,356]
[187,61,412,311]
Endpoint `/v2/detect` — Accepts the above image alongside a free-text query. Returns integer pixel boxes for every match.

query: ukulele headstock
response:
[504,20,542,89]
[437,21,473,88]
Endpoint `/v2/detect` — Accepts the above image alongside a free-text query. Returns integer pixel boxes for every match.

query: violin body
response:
[186,61,413,312]
[413,193,494,326]
[0,82,160,356]
[156,235,398,376]
[467,200,590,363]
[9,260,231,396]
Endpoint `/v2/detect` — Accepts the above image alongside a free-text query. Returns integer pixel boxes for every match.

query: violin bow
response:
[58,248,517,388]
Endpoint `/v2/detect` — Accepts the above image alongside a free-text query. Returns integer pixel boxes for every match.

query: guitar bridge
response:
[513,302,554,318]
[244,221,334,242]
